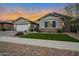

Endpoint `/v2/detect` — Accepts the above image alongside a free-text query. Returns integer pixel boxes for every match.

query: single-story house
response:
[0,20,14,31]
[35,12,66,32]
[14,17,38,32]
[14,13,71,33]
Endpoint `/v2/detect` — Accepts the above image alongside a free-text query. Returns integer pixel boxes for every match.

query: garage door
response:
[16,25,29,32]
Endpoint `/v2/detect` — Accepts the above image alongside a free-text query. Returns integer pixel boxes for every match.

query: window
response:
[45,21,56,27]
[52,21,56,27]
[45,21,48,27]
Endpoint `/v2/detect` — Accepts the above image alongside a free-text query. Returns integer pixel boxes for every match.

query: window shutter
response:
[52,21,56,27]
[45,21,48,27]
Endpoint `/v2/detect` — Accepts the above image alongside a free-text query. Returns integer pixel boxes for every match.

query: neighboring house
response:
[0,20,14,31]
[35,12,65,32]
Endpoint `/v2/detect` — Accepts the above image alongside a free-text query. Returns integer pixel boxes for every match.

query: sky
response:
[0,3,69,21]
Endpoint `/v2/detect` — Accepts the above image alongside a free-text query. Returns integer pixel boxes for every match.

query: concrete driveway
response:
[0,31,17,37]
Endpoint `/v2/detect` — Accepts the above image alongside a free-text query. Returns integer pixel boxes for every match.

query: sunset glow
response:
[0,3,68,21]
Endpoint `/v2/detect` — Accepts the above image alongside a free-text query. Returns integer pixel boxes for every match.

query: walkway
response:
[64,32,79,40]
[0,36,79,52]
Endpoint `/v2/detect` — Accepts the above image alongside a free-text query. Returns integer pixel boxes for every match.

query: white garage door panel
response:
[16,25,28,32]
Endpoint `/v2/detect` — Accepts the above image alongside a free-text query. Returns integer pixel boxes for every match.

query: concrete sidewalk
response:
[0,36,79,52]
[65,32,79,40]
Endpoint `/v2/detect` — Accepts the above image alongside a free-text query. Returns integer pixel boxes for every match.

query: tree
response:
[64,3,79,34]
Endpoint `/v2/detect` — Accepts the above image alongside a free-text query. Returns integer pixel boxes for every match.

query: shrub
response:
[57,28,63,33]
[38,29,43,32]
[0,28,2,31]
[15,32,24,36]
[30,29,33,31]
[24,30,27,32]
[71,26,77,33]
[2,28,6,31]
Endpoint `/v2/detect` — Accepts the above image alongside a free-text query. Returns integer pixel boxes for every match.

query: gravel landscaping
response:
[0,41,79,56]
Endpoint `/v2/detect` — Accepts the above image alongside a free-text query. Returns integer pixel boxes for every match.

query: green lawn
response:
[21,33,79,42]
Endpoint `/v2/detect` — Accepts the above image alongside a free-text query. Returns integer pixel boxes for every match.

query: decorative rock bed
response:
[0,41,79,56]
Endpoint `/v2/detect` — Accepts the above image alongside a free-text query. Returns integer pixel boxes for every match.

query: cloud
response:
[0,6,65,21]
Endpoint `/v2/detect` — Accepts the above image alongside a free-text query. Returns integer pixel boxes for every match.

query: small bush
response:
[57,28,63,33]
[71,26,77,33]
[0,28,2,31]
[30,29,33,31]
[2,28,6,31]
[15,32,24,36]
[38,29,43,32]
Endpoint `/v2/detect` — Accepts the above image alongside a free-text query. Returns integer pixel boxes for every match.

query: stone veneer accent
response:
[0,41,79,56]
[39,28,57,33]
